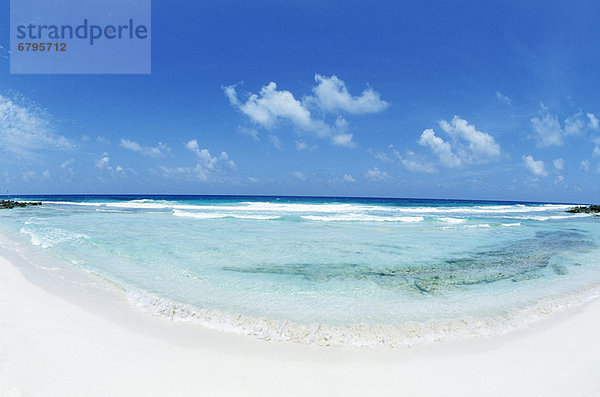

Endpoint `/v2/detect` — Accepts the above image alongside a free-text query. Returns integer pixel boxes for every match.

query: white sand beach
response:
[1,253,600,396]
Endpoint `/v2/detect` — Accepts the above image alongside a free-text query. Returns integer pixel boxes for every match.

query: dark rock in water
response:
[0,200,42,209]
[222,230,595,295]
[566,205,600,214]
[551,264,568,275]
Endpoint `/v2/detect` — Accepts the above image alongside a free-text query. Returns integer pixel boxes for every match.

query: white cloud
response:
[418,128,462,167]
[364,167,389,181]
[523,155,547,177]
[554,175,565,186]
[295,141,308,151]
[335,116,349,130]
[307,74,388,114]
[531,108,563,147]
[293,171,306,180]
[418,117,500,168]
[331,133,356,147]
[588,113,599,130]
[179,140,236,181]
[392,145,436,172]
[369,148,393,162]
[159,165,210,182]
[371,145,436,173]
[342,174,355,182]
[237,125,259,141]
[496,91,511,105]
[224,82,329,136]
[157,166,187,177]
[186,140,218,169]
[0,45,10,60]
[95,153,111,170]
[295,141,318,151]
[224,75,388,147]
[219,151,236,169]
[59,158,75,178]
[594,146,600,157]
[115,165,124,172]
[399,155,436,173]
[120,139,170,157]
[530,108,598,146]
[0,94,72,157]
[61,159,75,169]
[159,160,234,182]
[42,170,50,179]
[268,135,282,149]
[564,112,586,136]
[580,159,591,172]
[439,116,501,161]
[553,158,564,170]
[96,136,110,145]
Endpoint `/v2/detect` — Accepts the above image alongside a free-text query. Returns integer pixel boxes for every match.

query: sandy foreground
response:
[1,253,599,397]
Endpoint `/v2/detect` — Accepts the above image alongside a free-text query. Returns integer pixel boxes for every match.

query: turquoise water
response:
[1,195,599,346]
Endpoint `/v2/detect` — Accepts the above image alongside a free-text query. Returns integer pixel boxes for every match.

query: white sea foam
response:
[24,217,50,226]
[45,199,576,217]
[438,217,467,224]
[172,210,280,220]
[20,226,90,248]
[501,223,521,227]
[44,201,107,207]
[172,211,228,219]
[171,209,425,222]
[125,284,600,348]
[505,214,592,221]
[301,215,424,222]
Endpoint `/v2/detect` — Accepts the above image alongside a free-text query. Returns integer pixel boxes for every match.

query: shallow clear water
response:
[1,195,599,346]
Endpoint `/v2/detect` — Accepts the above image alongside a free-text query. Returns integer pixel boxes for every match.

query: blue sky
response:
[1,0,600,202]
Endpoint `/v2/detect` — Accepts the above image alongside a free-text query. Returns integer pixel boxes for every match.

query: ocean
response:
[1,195,599,347]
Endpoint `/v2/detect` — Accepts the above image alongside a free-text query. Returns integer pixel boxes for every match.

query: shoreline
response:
[5,225,600,350]
[1,246,600,395]
[125,277,600,348]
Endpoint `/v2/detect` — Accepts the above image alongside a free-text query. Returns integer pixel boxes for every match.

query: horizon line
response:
[6,193,584,206]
